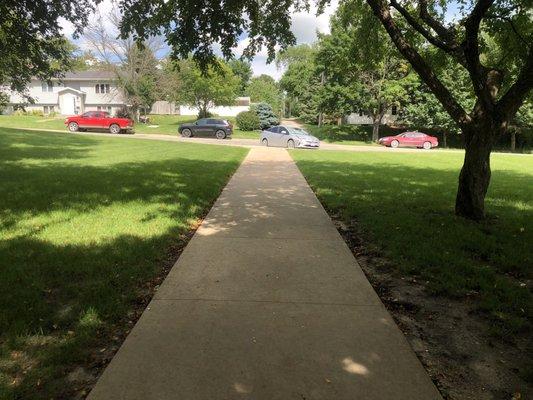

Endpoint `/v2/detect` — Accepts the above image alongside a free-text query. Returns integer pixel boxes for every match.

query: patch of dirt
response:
[332,215,532,400]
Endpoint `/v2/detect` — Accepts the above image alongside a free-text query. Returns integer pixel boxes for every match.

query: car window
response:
[279,127,289,134]
[196,119,207,125]
[206,119,217,125]
[414,133,425,138]
[268,126,279,133]
[102,112,110,118]
[82,112,93,118]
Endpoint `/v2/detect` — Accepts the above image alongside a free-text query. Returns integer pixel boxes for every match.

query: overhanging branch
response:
[366,0,470,126]
[497,47,533,120]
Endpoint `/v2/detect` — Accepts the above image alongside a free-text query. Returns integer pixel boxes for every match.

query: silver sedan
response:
[260,125,320,148]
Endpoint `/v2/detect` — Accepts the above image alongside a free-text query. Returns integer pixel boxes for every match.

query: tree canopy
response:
[0,0,96,95]
[246,75,282,114]
[165,58,239,118]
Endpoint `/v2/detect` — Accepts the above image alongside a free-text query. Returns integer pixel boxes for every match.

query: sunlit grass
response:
[0,114,259,139]
[0,128,247,399]
[292,150,532,335]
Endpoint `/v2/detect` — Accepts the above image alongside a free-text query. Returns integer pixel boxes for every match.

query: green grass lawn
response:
[292,150,532,335]
[0,114,260,140]
[0,128,247,399]
[302,122,404,146]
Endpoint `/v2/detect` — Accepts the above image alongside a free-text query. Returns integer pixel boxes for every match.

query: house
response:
[4,71,126,115]
[150,97,251,117]
[346,106,399,125]
[4,70,251,117]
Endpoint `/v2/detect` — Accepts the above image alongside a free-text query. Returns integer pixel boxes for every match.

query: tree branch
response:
[418,0,456,43]
[497,47,533,120]
[366,0,470,126]
[390,0,453,53]
[462,0,495,106]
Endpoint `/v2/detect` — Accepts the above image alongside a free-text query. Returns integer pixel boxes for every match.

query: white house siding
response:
[178,105,250,117]
[5,72,126,115]
[346,110,398,125]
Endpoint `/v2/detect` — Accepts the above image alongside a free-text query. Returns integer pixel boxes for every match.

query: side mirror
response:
[281,130,288,134]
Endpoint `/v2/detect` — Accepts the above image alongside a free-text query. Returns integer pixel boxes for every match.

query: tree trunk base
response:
[454,126,494,221]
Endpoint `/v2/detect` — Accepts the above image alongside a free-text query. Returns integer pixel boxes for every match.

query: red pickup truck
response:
[65,111,134,134]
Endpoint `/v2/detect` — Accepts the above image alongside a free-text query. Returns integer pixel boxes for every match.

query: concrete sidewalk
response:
[88,148,442,400]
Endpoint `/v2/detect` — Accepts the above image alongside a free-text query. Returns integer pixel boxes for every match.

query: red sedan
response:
[378,131,438,149]
[65,111,134,134]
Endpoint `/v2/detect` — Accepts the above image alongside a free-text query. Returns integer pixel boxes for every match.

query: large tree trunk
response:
[455,123,497,220]
[510,130,516,152]
[442,131,447,148]
[372,118,380,142]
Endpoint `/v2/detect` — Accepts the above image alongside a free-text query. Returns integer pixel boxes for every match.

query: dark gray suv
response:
[179,118,233,139]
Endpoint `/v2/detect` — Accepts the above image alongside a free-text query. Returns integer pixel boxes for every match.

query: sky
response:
[60,0,340,80]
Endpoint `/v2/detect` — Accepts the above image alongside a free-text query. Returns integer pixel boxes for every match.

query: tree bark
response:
[510,130,516,152]
[372,118,380,142]
[455,122,497,220]
[443,131,447,148]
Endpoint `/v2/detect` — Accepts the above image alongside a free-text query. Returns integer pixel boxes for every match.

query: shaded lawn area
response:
[0,114,260,140]
[0,128,247,399]
[292,150,532,335]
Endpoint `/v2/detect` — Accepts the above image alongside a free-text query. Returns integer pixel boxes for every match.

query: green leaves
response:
[165,58,240,115]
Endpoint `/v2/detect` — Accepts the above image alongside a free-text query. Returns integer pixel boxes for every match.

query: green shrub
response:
[252,103,279,129]
[29,109,44,117]
[236,110,260,131]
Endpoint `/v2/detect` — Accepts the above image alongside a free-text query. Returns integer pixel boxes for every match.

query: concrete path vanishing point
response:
[88,147,441,400]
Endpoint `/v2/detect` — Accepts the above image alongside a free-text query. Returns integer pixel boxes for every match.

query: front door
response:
[60,93,75,115]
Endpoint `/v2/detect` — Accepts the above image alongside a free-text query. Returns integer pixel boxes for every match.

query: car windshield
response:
[287,127,309,135]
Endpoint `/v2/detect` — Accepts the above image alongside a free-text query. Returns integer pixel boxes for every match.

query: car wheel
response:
[215,130,226,139]
[181,128,192,138]
[68,122,79,132]
[261,138,269,147]
[423,141,432,150]
[109,124,121,134]
[287,139,295,149]
[391,139,399,148]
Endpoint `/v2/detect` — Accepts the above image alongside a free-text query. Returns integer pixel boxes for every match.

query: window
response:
[82,111,96,118]
[41,82,53,92]
[391,105,398,115]
[95,84,110,94]
[43,106,54,114]
[268,126,279,133]
[196,119,208,125]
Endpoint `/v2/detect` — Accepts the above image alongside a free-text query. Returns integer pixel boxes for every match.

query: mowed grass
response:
[0,114,260,139]
[303,122,403,146]
[292,150,532,334]
[0,128,247,399]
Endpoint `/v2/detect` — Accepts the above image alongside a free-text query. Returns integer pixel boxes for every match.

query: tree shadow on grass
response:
[0,130,245,398]
[0,128,99,162]
[295,158,532,333]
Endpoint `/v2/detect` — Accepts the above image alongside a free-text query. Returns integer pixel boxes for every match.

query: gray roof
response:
[62,70,116,80]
